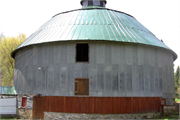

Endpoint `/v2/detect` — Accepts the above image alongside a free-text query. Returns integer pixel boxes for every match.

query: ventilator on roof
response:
[81,0,107,7]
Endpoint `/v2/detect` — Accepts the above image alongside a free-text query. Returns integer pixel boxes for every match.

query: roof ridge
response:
[52,7,135,19]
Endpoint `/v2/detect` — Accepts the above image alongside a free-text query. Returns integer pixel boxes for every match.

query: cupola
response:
[80,0,107,8]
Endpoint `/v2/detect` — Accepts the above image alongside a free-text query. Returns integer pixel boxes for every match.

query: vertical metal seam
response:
[117,13,137,43]
[111,12,128,41]
[68,11,81,40]
[98,10,105,40]
[77,10,87,39]
[128,16,154,44]
[59,13,77,40]
[95,9,98,40]
[56,13,74,40]
[102,10,112,40]
[120,14,144,44]
[114,12,133,42]
[106,10,118,41]
[109,10,124,41]
[70,10,82,40]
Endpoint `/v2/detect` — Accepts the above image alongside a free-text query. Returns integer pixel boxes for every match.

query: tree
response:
[174,66,180,98]
[0,32,4,85]
[0,33,26,86]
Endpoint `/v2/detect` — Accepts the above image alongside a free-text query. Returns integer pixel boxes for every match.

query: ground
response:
[1,100,180,119]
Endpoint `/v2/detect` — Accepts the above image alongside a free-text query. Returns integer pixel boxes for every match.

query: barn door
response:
[75,78,89,95]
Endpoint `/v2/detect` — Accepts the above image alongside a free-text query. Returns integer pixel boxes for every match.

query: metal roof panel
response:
[11,8,177,60]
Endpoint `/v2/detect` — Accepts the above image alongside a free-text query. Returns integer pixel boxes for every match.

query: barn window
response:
[75,78,89,95]
[88,1,93,6]
[76,43,89,62]
[100,1,103,7]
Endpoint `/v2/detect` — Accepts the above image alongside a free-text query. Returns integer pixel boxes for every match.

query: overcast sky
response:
[0,0,180,70]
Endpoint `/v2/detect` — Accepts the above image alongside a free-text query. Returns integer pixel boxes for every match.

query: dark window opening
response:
[76,43,89,62]
[100,1,103,7]
[75,78,89,95]
[88,1,93,6]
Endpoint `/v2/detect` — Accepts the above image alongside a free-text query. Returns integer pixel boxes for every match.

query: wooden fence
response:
[33,96,161,119]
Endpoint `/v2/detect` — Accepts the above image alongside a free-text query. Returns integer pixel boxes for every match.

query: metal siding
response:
[60,69,67,96]
[14,41,175,102]
[132,65,139,97]
[54,63,60,96]
[139,65,144,96]
[112,64,118,96]
[0,98,16,115]
[126,65,132,96]
[67,63,75,96]
[24,66,28,94]
[119,65,126,96]
[125,44,133,65]
[54,43,61,64]
[144,65,150,95]
[150,66,154,97]
[89,70,97,96]
[97,42,105,64]
[154,67,159,96]
[47,65,54,95]
[97,64,104,95]
[33,66,37,94]
[137,45,144,65]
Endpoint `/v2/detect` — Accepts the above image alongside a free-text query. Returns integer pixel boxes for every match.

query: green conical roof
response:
[11,7,177,60]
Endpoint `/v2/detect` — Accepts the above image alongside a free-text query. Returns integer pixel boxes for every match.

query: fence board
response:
[112,97,117,114]
[122,97,126,113]
[33,96,44,119]
[119,97,123,114]
[101,97,105,114]
[33,96,161,119]
[127,97,131,113]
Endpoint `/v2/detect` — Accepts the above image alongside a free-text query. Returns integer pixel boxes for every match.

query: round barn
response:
[11,0,177,119]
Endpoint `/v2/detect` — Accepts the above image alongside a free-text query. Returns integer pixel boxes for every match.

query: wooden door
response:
[75,78,89,95]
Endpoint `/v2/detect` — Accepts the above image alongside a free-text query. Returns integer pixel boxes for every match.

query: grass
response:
[1,118,16,120]
[152,114,179,119]
[175,98,180,102]
[151,98,180,119]
[0,117,17,119]
[152,111,179,119]
[0,115,19,119]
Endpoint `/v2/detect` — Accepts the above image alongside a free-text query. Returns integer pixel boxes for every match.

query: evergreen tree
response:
[175,66,180,98]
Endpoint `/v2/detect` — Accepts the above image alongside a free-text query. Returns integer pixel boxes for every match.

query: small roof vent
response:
[80,0,107,8]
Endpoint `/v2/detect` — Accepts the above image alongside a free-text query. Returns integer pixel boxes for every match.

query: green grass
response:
[152,114,179,119]
[175,98,180,102]
[151,111,179,119]
[1,118,16,120]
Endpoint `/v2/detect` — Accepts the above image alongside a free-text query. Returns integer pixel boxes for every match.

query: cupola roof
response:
[81,0,107,8]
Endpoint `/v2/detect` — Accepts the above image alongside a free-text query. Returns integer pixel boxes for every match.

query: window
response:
[76,43,89,62]
[75,78,89,95]
[100,1,103,7]
[88,1,93,6]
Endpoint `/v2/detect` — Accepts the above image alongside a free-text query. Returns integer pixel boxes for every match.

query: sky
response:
[0,0,180,70]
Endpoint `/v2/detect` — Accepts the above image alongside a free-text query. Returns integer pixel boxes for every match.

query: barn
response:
[11,0,177,119]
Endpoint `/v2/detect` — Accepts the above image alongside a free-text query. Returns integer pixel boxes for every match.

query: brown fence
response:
[33,96,161,119]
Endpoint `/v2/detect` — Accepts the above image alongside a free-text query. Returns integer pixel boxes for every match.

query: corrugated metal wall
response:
[14,41,175,100]
[33,96,161,119]
[0,98,17,115]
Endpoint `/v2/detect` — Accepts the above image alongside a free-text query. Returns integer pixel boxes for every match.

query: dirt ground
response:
[17,108,32,119]
[2,103,179,119]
